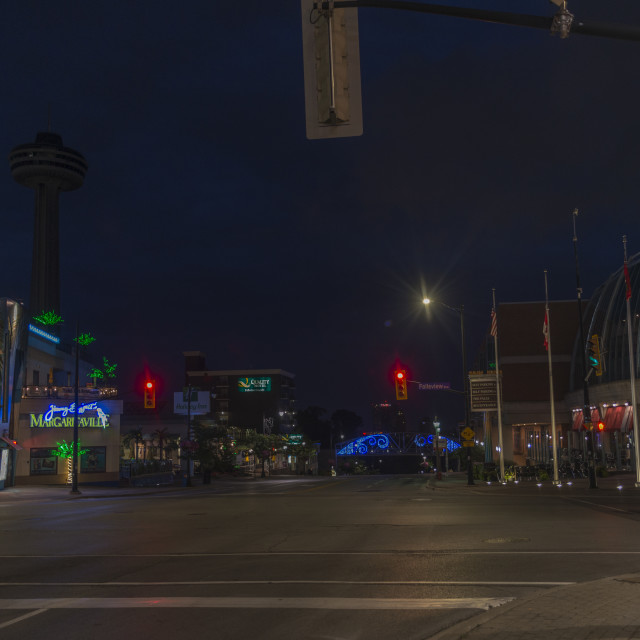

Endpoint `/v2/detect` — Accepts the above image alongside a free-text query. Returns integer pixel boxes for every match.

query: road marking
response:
[0,580,575,587]
[1,551,639,558]
[0,597,513,610]
[0,609,47,630]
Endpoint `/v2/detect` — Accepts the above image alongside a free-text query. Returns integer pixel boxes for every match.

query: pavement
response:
[427,471,640,639]
[3,473,640,638]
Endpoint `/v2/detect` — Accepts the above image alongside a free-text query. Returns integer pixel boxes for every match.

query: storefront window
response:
[81,447,106,473]
[30,448,57,475]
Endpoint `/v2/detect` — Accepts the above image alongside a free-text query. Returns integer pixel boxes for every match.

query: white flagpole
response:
[544,270,560,485]
[623,236,640,488]
[492,289,505,481]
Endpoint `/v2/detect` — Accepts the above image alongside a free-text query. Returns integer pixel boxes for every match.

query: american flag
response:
[490,309,497,337]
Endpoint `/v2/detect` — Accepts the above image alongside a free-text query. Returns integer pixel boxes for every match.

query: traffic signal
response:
[300,0,363,139]
[144,380,156,409]
[597,420,605,431]
[588,334,603,377]
[395,369,408,401]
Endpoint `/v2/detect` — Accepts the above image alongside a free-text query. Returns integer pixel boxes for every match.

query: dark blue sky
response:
[1,1,640,432]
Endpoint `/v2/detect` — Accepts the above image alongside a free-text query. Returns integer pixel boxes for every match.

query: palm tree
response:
[153,427,170,460]
[123,429,143,461]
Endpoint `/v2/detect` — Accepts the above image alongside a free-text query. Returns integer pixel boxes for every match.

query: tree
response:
[123,429,143,461]
[296,406,330,446]
[244,432,283,478]
[331,409,363,444]
[153,427,170,460]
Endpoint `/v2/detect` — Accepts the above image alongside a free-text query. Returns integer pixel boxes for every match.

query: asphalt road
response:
[1,474,640,639]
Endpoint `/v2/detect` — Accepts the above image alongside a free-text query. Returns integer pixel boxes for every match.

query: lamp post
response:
[423,297,474,485]
[433,417,441,480]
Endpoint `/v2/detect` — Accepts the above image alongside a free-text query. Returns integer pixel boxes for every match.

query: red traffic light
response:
[144,379,156,409]
[597,421,605,431]
[395,368,408,400]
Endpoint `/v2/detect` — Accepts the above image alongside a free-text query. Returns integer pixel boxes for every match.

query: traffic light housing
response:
[395,369,408,401]
[300,0,363,139]
[144,380,156,409]
[588,334,603,377]
[597,420,605,431]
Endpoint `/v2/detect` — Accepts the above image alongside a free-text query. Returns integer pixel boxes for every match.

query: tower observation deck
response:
[9,132,87,316]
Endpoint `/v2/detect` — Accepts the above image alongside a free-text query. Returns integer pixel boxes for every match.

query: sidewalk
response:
[430,572,640,640]
[0,480,226,501]
[426,471,640,639]
[426,470,640,494]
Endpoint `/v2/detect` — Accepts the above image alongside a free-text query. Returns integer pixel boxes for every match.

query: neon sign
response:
[28,323,60,344]
[30,402,110,429]
[238,377,271,392]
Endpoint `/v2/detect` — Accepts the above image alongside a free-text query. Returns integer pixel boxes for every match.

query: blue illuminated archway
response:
[336,432,461,456]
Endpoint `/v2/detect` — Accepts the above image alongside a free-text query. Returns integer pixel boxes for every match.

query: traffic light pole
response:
[71,320,80,494]
[573,210,597,489]
[460,305,475,486]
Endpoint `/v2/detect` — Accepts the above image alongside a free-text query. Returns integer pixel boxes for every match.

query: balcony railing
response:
[22,385,118,400]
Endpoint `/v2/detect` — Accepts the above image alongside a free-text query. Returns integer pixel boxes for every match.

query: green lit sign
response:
[238,377,271,393]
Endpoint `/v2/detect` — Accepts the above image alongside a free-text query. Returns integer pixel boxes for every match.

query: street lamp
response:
[422,297,474,486]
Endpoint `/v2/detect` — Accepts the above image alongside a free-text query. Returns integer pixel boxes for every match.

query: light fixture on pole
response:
[422,297,474,485]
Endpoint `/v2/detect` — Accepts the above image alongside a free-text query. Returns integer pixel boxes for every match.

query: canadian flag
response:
[543,311,549,351]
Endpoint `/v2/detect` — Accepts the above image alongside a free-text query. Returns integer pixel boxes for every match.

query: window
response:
[32,370,39,386]
[81,447,106,473]
[30,448,57,475]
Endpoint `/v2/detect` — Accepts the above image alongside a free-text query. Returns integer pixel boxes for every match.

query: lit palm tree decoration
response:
[52,440,89,485]
[33,310,63,326]
[75,332,96,347]
[88,357,118,383]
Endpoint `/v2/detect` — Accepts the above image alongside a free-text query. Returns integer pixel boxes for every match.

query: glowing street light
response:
[422,296,473,486]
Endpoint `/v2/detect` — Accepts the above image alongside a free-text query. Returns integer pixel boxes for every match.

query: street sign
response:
[462,440,475,447]
[418,382,451,390]
[461,427,475,441]
[469,374,499,412]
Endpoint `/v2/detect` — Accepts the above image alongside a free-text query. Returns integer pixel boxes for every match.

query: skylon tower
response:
[9,132,87,316]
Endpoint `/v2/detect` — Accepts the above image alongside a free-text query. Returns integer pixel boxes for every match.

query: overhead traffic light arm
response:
[313,0,640,42]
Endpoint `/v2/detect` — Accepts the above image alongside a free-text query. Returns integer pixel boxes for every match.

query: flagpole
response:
[544,270,560,485]
[623,236,640,488]
[492,289,505,481]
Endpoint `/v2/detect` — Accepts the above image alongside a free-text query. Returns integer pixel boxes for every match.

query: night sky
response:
[1,1,640,433]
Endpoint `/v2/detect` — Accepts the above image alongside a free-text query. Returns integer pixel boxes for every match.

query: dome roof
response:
[570,253,640,390]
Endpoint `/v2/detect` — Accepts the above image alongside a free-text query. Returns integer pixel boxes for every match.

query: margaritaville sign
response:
[30,402,111,429]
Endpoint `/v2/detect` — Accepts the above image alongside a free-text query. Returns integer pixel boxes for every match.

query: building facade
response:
[184,352,296,433]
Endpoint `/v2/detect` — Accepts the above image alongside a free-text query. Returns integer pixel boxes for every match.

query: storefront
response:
[13,393,122,485]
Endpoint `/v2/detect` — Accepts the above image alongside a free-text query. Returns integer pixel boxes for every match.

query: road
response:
[1,474,640,639]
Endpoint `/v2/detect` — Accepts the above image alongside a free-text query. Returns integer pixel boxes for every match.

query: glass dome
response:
[570,253,640,391]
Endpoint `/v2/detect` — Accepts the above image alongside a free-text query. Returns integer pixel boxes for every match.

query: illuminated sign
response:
[173,391,210,415]
[28,323,60,344]
[238,377,271,392]
[30,402,110,429]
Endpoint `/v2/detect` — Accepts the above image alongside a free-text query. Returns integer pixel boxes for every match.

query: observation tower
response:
[9,132,87,316]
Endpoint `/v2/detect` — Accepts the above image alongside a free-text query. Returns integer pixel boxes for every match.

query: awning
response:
[572,410,584,430]
[603,406,626,431]
[0,436,23,450]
